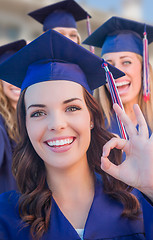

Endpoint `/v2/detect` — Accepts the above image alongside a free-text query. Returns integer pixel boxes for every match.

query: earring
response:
[90,123,94,129]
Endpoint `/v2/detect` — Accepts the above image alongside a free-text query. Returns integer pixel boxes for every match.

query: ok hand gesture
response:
[101,103,153,201]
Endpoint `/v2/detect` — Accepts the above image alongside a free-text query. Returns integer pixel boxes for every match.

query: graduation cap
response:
[28,0,91,32]
[0,39,26,64]
[83,16,153,55]
[83,16,153,102]
[0,29,124,95]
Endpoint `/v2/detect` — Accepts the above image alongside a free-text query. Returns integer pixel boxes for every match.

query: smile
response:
[46,137,74,147]
[115,81,131,96]
[115,81,130,87]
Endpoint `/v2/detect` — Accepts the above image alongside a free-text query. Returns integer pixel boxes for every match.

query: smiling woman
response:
[0,30,153,240]
[83,16,153,137]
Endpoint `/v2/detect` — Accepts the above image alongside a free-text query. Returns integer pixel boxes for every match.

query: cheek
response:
[131,66,142,86]
[3,86,9,97]
[26,119,44,146]
[76,112,91,140]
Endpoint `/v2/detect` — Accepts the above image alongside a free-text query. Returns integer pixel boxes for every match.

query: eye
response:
[70,34,77,38]
[30,110,46,118]
[66,106,81,112]
[123,60,132,65]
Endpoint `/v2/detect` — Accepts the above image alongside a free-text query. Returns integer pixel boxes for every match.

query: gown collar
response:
[44,175,144,239]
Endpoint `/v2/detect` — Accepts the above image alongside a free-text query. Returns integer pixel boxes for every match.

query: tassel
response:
[102,63,127,140]
[143,25,150,101]
[86,15,95,54]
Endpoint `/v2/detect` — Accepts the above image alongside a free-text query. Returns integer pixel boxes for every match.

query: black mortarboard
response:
[0,30,124,94]
[28,0,91,32]
[0,40,26,64]
[83,16,153,56]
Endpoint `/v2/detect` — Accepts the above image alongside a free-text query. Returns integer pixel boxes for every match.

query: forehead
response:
[53,27,78,32]
[24,80,84,105]
[103,51,139,59]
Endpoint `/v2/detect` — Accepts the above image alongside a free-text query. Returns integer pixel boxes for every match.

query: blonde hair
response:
[94,54,153,132]
[0,80,18,141]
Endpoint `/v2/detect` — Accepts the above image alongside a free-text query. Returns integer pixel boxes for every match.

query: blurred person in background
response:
[0,39,26,194]
[28,0,92,44]
[83,16,153,137]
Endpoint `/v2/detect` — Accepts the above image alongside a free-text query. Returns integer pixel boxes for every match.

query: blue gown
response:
[0,115,18,194]
[105,111,152,138]
[0,176,153,240]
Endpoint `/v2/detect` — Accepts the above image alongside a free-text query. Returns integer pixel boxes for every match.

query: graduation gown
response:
[0,176,153,240]
[0,115,18,194]
[105,111,152,138]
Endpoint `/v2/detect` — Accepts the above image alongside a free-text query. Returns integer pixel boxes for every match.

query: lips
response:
[115,81,130,87]
[46,137,74,148]
[115,81,130,95]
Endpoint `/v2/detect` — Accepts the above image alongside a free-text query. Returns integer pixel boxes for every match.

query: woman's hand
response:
[101,103,153,201]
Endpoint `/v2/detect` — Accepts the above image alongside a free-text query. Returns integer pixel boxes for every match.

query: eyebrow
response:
[105,56,132,61]
[27,98,82,110]
[63,98,82,104]
[27,104,46,110]
[120,56,132,59]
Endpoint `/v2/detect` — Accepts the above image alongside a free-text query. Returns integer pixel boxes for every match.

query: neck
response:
[46,157,95,229]
[11,101,17,110]
[47,158,94,202]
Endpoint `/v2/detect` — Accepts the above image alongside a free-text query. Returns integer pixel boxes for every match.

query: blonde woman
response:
[28,0,91,44]
[0,40,26,193]
[83,16,153,137]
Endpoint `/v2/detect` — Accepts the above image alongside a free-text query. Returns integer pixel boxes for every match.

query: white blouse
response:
[75,228,84,240]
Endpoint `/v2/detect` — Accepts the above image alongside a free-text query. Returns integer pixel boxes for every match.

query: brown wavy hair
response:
[0,80,18,142]
[13,87,141,239]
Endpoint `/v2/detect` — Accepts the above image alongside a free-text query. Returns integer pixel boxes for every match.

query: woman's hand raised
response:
[101,103,153,201]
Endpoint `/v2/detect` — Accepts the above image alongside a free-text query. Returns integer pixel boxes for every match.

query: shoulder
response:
[0,191,21,226]
[0,114,12,149]
[0,191,32,239]
[0,190,20,202]
[0,191,20,215]
[0,114,6,127]
[0,114,7,137]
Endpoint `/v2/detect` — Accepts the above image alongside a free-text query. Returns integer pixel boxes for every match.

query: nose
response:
[114,62,125,74]
[47,111,67,131]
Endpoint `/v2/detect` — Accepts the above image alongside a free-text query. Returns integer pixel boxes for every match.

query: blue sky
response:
[78,0,153,24]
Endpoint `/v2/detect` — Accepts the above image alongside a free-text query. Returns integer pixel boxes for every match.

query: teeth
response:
[115,81,129,87]
[47,138,73,147]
